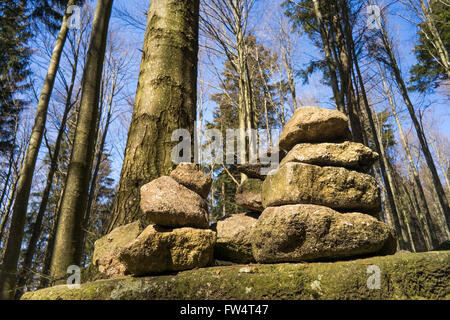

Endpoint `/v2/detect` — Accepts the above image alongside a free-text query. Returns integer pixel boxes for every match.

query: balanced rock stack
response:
[93,163,216,277]
[251,106,398,263]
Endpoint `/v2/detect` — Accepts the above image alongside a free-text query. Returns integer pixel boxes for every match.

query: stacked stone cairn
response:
[93,163,216,277]
[253,106,397,262]
[216,106,397,265]
[94,106,397,278]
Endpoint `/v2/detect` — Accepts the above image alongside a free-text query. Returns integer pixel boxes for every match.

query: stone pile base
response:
[22,251,450,300]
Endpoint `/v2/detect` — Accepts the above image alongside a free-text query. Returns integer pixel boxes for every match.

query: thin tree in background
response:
[201,0,259,183]
[373,7,450,233]
[81,35,133,261]
[49,0,114,285]
[376,61,437,250]
[107,0,200,231]
[14,9,91,296]
[0,0,76,300]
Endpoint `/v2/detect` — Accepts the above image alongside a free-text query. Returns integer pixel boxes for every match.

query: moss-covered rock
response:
[22,251,449,300]
[93,220,146,278]
[262,162,381,214]
[119,225,216,276]
[279,141,379,172]
[251,205,397,263]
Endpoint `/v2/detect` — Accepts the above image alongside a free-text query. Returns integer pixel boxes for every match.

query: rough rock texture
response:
[279,106,352,151]
[215,214,258,263]
[140,176,209,228]
[118,225,216,276]
[251,204,397,263]
[280,142,379,172]
[22,251,450,300]
[92,221,145,278]
[170,162,212,199]
[262,162,381,214]
[235,178,264,212]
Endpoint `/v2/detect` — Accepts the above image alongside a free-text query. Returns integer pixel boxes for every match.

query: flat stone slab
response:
[280,142,379,172]
[262,162,381,214]
[21,251,450,300]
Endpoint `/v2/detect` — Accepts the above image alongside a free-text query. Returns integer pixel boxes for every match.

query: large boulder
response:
[278,106,351,151]
[215,214,258,263]
[235,178,264,212]
[140,176,209,229]
[118,225,216,276]
[262,162,381,214]
[170,162,212,199]
[280,141,379,172]
[251,204,397,263]
[93,221,145,278]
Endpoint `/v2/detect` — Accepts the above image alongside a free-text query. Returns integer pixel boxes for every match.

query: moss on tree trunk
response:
[107,0,200,232]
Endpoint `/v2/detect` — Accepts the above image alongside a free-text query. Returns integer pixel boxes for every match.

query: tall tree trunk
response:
[107,0,200,232]
[376,62,437,249]
[14,48,80,297]
[402,174,428,252]
[380,28,450,230]
[348,33,406,249]
[80,75,116,261]
[371,106,412,250]
[331,6,364,143]
[38,178,64,289]
[428,129,450,194]
[312,0,345,113]
[49,0,114,285]
[280,29,297,111]
[0,0,76,300]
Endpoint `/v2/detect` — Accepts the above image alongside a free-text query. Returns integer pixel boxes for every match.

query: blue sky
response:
[27,0,449,187]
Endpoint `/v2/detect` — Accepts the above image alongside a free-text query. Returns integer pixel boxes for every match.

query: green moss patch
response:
[22,251,449,300]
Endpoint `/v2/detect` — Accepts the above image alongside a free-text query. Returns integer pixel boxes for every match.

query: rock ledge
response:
[22,251,449,300]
